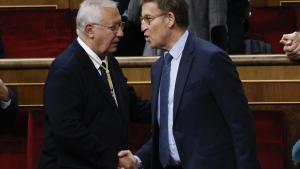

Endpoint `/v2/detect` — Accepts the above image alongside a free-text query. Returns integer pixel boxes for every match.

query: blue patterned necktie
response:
[159,52,173,168]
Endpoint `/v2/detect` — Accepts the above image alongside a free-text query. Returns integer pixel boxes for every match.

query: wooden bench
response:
[0,55,299,169]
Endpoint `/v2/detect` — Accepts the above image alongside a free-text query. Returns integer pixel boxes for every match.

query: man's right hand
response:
[118,150,138,169]
[280,31,300,60]
[0,78,9,101]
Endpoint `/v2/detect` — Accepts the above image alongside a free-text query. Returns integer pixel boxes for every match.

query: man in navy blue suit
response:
[38,0,150,169]
[119,0,261,169]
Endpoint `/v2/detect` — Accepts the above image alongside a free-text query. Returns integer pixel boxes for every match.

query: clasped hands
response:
[280,31,300,60]
[118,150,138,169]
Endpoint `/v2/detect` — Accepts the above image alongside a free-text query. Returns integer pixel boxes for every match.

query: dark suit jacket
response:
[0,89,18,132]
[136,33,260,169]
[38,40,150,169]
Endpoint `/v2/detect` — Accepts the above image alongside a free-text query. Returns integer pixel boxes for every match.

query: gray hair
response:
[76,0,118,33]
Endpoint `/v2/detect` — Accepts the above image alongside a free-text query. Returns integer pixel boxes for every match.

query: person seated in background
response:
[280,31,300,60]
[292,139,300,166]
[0,78,18,130]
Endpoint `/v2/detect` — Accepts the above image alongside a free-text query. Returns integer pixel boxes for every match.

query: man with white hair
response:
[38,0,150,169]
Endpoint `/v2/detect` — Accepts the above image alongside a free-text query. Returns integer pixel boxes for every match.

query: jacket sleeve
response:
[136,138,153,169]
[209,51,261,169]
[0,89,18,131]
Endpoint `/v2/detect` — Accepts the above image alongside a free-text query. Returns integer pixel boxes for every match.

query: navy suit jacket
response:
[136,33,260,169]
[39,40,150,169]
[0,89,18,132]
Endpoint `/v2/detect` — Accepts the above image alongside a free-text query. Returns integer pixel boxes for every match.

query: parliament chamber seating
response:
[247,7,299,54]
[0,9,77,58]
[0,7,300,58]
[0,6,299,169]
[0,55,299,169]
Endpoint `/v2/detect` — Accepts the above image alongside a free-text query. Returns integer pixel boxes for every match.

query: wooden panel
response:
[244,81,300,103]
[0,0,71,9]
[251,0,300,6]
[69,0,83,9]
[0,55,300,169]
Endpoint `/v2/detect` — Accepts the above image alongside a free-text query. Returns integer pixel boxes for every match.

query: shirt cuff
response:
[134,155,143,169]
[1,99,11,109]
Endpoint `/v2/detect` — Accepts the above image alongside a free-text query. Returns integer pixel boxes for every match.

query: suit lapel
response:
[173,34,195,122]
[152,55,164,124]
[74,41,118,109]
[108,56,124,112]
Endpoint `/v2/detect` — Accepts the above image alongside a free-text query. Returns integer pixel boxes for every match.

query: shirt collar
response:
[167,30,189,60]
[77,37,103,69]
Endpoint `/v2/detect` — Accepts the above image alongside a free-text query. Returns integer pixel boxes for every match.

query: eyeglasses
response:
[139,14,165,25]
[91,21,125,32]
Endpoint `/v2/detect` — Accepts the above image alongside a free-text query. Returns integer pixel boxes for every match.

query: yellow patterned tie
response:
[100,56,118,107]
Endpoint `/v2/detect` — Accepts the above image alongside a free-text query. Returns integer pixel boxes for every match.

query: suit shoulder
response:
[191,36,229,61]
[193,36,225,54]
[50,42,83,75]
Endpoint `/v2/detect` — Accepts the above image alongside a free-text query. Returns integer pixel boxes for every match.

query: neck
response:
[77,32,106,56]
[164,27,186,51]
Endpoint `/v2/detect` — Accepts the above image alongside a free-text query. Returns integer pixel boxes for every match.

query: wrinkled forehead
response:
[99,6,122,24]
[141,2,162,16]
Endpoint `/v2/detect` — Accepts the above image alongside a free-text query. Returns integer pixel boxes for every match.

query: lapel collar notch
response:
[173,34,195,122]
[152,55,164,123]
[76,42,118,110]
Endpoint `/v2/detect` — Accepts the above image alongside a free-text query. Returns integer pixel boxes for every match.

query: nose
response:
[116,27,124,37]
[141,21,147,32]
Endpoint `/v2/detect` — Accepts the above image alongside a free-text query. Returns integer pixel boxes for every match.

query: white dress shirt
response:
[77,37,104,73]
[77,37,118,106]
[157,30,189,164]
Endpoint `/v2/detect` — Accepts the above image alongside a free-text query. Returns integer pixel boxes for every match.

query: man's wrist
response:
[134,155,143,169]
[1,98,11,109]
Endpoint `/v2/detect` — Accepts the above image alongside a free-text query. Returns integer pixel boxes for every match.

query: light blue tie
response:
[159,52,173,168]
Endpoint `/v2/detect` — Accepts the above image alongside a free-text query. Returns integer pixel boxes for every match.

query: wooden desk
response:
[0,55,299,169]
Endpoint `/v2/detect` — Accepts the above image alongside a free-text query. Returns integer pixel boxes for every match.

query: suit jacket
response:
[38,40,150,169]
[136,33,260,169]
[0,89,18,132]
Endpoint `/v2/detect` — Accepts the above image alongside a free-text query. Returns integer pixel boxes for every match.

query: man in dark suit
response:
[38,0,150,169]
[0,78,18,130]
[119,0,261,169]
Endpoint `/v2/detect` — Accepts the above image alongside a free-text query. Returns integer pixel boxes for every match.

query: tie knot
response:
[164,53,173,64]
[101,61,106,67]
[100,60,108,69]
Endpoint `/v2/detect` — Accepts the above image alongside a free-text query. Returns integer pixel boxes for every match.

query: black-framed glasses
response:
[91,21,125,32]
[139,13,166,25]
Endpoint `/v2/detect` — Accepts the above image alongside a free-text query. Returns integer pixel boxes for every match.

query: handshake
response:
[117,150,139,169]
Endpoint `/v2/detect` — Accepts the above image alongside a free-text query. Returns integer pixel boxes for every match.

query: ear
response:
[84,24,95,38]
[166,12,176,28]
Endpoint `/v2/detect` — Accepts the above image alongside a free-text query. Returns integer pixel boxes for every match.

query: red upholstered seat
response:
[0,9,75,58]
[247,7,297,54]
[253,111,285,169]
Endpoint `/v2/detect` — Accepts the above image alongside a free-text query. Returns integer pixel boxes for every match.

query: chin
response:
[149,43,158,49]
[108,48,117,53]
